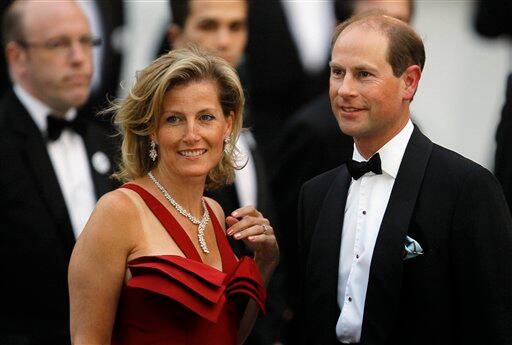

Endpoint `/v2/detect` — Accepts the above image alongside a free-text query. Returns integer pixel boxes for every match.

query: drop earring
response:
[149,140,158,162]
[223,137,231,154]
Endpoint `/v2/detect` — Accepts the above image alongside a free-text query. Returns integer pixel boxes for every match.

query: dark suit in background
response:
[206,136,283,345]
[246,1,331,169]
[75,0,124,130]
[82,0,124,119]
[495,75,512,210]
[272,93,352,311]
[298,127,512,345]
[0,91,119,344]
[474,1,512,213]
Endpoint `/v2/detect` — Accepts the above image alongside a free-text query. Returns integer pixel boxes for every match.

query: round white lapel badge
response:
[92,151,111,175]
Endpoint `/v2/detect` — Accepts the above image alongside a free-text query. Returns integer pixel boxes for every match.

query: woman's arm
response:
[68,190,138,344]
[224,206,280,345]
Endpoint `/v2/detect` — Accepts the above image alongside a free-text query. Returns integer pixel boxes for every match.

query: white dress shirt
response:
[336,120,414,343]
[14,85,97,239]
[281,0,335,74]
[234,131,258,208]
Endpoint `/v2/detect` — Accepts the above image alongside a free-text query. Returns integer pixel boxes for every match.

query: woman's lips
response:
[178,149,207,158]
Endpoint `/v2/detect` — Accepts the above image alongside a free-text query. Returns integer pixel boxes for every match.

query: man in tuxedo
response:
[273,3,413,340]
[0,1,118,343]
[167,1,281,344]
[298,13,512,345]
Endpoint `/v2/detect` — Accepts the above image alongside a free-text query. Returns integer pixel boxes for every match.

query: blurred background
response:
[1,1,510,169]
[93,0,511,170]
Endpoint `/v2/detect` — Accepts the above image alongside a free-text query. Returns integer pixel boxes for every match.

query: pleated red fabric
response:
[111,184,266,345]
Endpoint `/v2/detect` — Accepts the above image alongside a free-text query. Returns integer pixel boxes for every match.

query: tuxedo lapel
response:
[361,127,433,343]
[82,123,115,199]
[307,165,351,337]
[10,95,75,251]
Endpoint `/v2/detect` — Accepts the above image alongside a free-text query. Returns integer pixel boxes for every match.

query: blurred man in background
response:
[0,1,118,343]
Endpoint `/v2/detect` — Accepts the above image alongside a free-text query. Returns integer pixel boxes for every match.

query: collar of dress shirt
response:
[352,119,414,179]
[13,84,77,135]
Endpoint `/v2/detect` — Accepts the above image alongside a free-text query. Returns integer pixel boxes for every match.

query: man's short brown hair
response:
[1,1,25,47]
[331,11,425,77]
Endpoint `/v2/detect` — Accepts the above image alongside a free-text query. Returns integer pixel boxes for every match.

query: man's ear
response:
[5,41,27,78]
[167,24,183,49]
[402,65,421,101]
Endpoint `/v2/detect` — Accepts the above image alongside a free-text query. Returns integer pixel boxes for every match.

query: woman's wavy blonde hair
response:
[111,47,245,190]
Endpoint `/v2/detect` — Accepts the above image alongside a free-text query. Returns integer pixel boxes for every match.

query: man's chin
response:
[337,123,371,139]
[65,91,91,108]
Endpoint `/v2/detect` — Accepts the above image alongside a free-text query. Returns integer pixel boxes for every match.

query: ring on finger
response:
[262,224,271,234]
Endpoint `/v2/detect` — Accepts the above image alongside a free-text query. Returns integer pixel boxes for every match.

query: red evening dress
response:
[111,184,266,345]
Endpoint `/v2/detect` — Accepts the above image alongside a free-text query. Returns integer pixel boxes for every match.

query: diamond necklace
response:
[147,171,210,254]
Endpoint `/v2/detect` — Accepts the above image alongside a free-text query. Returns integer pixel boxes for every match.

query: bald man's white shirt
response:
[14,85,96,239]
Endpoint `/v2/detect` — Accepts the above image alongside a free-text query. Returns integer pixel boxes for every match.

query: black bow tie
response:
[347,153,382,180]
[46,114,85,142]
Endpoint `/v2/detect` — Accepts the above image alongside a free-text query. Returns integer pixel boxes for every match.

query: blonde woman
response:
[68,48,279,345]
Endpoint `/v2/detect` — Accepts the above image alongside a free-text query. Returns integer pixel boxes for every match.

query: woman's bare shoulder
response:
[79,188,143,244]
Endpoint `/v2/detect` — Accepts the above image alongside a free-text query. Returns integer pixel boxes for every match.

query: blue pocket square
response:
[403,235,423,260]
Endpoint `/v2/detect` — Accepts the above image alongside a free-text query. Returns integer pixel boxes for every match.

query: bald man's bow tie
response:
[46,115,86,142]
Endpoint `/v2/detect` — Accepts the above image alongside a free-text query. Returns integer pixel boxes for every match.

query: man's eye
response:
[200,114,215,121]
[331,69,344,77]
[47,39,68,49]
[198,21,218,31]
[359,71,371,78]
[230,22,245,32]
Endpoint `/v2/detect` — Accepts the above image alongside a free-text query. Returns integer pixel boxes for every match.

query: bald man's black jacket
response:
[0,90,119,345]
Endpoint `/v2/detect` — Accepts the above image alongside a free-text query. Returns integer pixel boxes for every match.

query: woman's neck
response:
[150,167,206,218]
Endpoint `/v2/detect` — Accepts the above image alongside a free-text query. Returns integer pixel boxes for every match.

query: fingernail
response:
[232,211,238,217]
[234,233,241,239]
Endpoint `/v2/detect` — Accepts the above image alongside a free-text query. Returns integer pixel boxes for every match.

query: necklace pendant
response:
[148,171,210,254]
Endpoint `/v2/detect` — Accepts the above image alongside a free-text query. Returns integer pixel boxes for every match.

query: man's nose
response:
[69,40,88,64]
[215,28,231,50]
[338,74,357,98]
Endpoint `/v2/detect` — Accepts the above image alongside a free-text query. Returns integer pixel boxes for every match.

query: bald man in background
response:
[0,1,118,343]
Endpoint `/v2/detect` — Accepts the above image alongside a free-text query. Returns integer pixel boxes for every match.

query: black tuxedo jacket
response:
[298,127,512,345]
[272,93,353,309]
[246,1,330,166]
[206,144,283,345]
[0,91,119,344]
[78,0,124,127]
[495,74,512,212]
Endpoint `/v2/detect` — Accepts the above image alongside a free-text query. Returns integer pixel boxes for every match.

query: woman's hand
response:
[226,206,279,267]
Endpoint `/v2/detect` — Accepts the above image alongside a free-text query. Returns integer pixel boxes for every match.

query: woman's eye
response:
[200,114,215,121]
[166,115,180,124]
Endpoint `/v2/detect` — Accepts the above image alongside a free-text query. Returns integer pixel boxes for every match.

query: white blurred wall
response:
[411,1,511,170]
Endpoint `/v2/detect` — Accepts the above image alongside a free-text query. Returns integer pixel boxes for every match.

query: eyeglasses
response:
[17,36,102,55]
